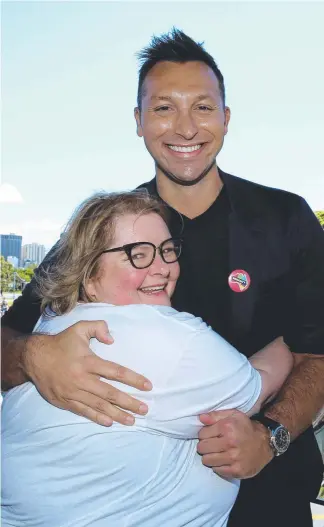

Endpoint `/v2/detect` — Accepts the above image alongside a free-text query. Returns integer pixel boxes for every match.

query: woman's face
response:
[87,212,180,307]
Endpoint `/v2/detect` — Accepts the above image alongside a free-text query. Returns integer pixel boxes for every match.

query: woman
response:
[1,191,292,527]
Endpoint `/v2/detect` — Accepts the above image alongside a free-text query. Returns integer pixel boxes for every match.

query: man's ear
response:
[224,106,231,136]
[134,107,143,138]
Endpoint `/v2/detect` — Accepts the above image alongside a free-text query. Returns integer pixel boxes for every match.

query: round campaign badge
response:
[228,269,251,293]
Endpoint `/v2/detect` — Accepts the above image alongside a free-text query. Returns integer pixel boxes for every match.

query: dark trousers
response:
[228,476,313,527]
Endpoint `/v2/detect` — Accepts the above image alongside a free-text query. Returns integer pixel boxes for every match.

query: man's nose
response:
[175,110,199,139]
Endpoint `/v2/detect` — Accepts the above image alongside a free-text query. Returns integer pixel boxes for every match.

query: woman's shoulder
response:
[34,303,118,335]
[34,303,209,337]
[149,306,209,333]
[118,305,210,340]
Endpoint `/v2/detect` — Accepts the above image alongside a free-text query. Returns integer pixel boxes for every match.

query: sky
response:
[1,0,324,250]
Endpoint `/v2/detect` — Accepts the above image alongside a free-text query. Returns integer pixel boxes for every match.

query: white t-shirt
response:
[2,303,261,527]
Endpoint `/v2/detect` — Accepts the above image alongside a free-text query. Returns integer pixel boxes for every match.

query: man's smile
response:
[165,143,206,158]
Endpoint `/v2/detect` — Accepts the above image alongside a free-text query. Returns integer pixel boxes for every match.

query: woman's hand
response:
[23,320,152,426]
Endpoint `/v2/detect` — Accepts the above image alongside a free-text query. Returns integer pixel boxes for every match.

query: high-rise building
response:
[22,243,46,267]
[0,234,22,265]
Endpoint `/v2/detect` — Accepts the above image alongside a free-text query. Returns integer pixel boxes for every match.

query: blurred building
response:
[7,256,19,268]
[22,243,46,266]
[0,234,22,265]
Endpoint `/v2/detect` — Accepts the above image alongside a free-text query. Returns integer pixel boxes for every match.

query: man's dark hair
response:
[136,28,225,110]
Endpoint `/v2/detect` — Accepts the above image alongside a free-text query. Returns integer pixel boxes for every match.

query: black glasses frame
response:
[100,237,182,269]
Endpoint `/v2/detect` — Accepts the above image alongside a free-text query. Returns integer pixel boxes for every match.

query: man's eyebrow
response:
[195,94,216,102]
[150,94,216,102]
[150,95,173,101]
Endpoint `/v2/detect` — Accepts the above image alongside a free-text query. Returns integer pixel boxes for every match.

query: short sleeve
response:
[284,198,324,355]
[146,325,262,439]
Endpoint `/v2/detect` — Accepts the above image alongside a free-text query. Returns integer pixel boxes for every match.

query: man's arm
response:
[197,337,295,479]
[2,318,153,426]
[246,337,293,415]
[1,326,30,390]
[198,353,324,480]
[265,352,324,440]
[266,198,324,438]
[1,272,51,389]
[198,198,324,478]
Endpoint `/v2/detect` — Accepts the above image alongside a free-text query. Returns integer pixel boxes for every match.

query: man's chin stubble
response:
[156,160,216,187]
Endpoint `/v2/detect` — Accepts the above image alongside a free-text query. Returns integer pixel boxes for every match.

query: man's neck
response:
[156,166,223,219]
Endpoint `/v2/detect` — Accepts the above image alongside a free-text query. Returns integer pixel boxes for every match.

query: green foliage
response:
[1,256,14,292]
[16,265,36,283]
[315,211,324,227]
[319,483,324,500]
[1,257,36,292]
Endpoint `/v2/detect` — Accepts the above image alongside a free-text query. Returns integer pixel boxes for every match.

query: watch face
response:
[273,426,290,453]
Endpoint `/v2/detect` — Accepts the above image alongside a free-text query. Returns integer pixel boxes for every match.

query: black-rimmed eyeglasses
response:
[100,237,182,269]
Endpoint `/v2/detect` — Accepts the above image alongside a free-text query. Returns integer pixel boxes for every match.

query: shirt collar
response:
[137,168,265,232]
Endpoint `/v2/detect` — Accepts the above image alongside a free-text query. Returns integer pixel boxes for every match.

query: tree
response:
[1,256,14,292]
[16,265,37,284]
[315,211,324,228]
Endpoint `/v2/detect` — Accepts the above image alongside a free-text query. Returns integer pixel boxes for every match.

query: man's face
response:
[135,61,230,186]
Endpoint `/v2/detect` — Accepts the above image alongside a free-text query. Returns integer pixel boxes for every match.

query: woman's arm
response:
[247,337,293,416]
[145,317,293,439]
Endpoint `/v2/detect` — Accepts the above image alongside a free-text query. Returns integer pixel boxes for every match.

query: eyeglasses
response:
[100,237,182,269]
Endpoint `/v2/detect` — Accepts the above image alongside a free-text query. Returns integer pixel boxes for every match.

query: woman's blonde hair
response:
[35,190,169,315]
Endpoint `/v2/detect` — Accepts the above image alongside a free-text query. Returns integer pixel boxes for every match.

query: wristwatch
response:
[252,415,291,457]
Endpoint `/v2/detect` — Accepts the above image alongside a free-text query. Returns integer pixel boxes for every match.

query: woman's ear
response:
[85,279,97,301]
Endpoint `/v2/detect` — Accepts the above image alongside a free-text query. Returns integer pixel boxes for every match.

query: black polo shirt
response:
[169,187,233,344]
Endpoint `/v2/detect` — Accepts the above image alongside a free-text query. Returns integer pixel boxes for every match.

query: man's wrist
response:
[252,420,275,463]
[17,334,36,381]
[251,413,291,456]
[1,328,34,389]
[22,333,50,382]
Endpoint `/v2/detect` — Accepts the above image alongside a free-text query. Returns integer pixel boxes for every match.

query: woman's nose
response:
[149,253,170,277]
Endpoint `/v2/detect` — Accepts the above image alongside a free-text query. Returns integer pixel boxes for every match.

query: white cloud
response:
[0,183,24,204]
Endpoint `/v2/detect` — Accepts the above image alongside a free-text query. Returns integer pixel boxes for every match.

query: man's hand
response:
[197,409,274,479]
[22,320,152,427]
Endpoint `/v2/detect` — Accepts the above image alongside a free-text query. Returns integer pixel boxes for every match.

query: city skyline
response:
[0,234,22,266]
[1,235,46,267]
[21,242,46,267]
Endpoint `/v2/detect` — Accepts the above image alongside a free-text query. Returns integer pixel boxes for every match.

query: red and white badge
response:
[228,269,251,293]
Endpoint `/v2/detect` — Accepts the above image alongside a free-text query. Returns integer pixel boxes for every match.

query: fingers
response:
[75,320,114,344]
[199,410,239,439]
[201,452,233,468]
[86,355,152,392]
[198,422,222,440]
[199,413,217,426]
[66,392,137,426]
[47,320,154,426]
[85,377,149,416]
[199,409,237,426]
[197,436,228,455]
[65,400,114,427]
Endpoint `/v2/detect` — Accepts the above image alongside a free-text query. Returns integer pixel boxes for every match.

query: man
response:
[2,29,324,526]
